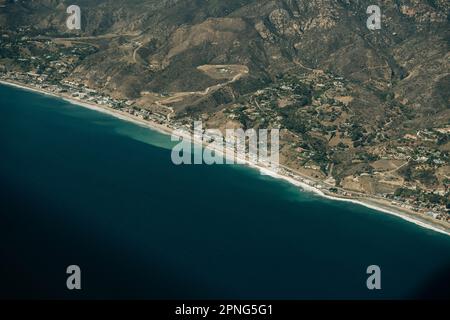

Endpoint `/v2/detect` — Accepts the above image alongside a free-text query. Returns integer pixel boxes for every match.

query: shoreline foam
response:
[2,80,449,237]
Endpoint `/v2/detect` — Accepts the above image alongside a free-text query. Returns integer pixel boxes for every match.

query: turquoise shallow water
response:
[0,84,450,299]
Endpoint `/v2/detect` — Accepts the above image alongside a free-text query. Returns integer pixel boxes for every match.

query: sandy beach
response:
[2,79,449,237]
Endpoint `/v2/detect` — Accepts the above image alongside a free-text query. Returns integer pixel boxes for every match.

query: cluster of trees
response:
[437,134,449,146]
[394,188,448,206]
[282,113,309,134]
[348,124,366,141]
[292,83,312,105]
[400,164,438,186]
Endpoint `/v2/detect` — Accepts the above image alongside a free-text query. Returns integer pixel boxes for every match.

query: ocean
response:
[1,84,449,299]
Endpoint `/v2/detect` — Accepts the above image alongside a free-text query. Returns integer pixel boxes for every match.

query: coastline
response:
[257,166,450,236]
[2,79,449,237]
[0,80,174,137]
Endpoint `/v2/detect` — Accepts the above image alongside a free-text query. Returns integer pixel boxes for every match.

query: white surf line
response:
[2,80,449,237]
[183,131,450,237]
[255,166,450,237]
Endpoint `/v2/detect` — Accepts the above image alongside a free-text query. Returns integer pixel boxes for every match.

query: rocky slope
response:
[1,1,448,105]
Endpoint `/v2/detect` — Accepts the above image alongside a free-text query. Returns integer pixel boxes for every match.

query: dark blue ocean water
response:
[1,84,449,299]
